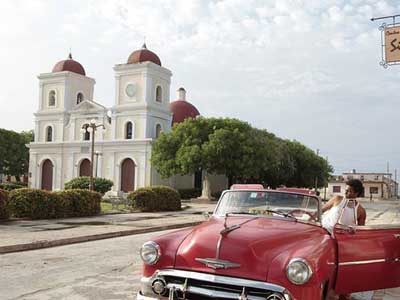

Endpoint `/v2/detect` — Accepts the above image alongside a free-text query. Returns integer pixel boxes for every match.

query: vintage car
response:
[137,188,400,300]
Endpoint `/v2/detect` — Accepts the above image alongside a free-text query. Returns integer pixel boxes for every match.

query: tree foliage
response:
[0,129,33,180]
[151,117,333,189]
[64,177,114,195]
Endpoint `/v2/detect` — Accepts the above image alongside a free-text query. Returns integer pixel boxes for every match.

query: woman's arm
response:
[321,195,342,213]
[357,205,366,225]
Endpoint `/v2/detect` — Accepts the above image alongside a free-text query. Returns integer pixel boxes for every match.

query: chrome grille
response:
[142,269,291,300]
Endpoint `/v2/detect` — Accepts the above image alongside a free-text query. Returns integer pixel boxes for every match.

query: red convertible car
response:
[137,188,400,300]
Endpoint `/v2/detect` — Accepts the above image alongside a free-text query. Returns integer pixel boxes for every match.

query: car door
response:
[333,224,400,294]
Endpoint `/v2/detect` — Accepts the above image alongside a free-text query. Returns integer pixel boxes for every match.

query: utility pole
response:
[314,149,320,192]
[323,156,328,201]
[395,169,398,198]
[81,120,105,191]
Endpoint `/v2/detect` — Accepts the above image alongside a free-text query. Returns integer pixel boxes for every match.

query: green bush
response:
[56,189,101,217]
[0,182,24,191]
[128,188,159,212]
[0,189,10,219]
[8,188,101,219]
[64,177,114,194]
[178,188,201,199]
[8,188,58,219]
[128,186,181,212]
[151,186,181,211]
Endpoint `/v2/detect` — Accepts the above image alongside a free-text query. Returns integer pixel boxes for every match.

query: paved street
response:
[0,230,171,300]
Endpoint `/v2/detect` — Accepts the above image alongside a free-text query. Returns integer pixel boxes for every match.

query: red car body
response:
[137,189,400,300]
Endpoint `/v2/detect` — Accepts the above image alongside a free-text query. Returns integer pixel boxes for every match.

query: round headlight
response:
[140,241,161,265]
[286,258,312,285]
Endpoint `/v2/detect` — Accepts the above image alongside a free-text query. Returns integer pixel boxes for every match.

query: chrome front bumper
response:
[137,269,292,300]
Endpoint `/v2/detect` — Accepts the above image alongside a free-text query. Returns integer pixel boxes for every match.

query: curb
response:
[0,221,202,255]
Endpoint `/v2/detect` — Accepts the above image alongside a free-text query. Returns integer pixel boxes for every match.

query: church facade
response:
[28,45,227,194]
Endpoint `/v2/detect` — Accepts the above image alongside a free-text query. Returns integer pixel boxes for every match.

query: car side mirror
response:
[203,212,211,220]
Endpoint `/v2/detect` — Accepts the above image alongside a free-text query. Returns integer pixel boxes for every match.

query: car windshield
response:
[215,190,320,222]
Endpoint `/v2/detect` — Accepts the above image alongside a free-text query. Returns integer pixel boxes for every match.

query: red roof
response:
[170,100,200,125]
[127,43,161,66]
[52,53,86,76]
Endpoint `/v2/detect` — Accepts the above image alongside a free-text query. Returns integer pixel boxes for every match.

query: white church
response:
[28,44,227,194]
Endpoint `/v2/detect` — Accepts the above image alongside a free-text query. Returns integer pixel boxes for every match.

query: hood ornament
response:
[195,257,240,269]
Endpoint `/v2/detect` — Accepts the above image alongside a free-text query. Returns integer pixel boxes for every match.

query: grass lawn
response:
[100,202,132,214]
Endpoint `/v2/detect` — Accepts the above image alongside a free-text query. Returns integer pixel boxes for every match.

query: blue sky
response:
[1,0,400,175]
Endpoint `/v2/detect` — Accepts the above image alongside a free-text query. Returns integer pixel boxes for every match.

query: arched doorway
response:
[79,159,91,177]
[121,158,135,192]
[41,159,53,190]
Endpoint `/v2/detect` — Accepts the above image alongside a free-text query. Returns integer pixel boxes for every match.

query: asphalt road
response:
[0,230,173,300]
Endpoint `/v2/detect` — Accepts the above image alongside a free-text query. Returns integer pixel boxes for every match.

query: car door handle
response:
[386,257,400,262]
[336,227,356,234]
[394,234,400,239]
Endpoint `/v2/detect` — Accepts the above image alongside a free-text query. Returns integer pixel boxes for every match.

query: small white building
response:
[328,170,398,200]
[28,45,227,194]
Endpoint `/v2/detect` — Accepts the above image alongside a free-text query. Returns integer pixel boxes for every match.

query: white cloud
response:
[1,0,400,174]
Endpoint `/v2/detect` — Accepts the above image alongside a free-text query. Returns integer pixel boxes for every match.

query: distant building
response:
[328,170,398,199]
[28,45,227,194]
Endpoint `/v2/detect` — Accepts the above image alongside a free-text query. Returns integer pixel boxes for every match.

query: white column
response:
[66,152,74,182]
[70,117,76,141]
[115,75,120,105]
[34,120,40,142]
[38,82,44,110]
[111,114,117,140]
[110,152,117,191]
[143,72,149,103]
[55,156,62,190]
[98,154,103,178]
[64,79,71,111]
[29,153,38,188]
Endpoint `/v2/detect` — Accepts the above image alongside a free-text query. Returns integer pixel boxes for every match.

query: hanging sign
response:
[385,26,400,63]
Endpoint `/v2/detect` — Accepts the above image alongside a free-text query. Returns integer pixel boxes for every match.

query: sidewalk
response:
[0,202,217,254]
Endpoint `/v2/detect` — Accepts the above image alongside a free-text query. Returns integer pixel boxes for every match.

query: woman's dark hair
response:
[346,179,364,197]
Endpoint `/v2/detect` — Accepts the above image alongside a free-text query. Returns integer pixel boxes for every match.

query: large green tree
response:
[0,129,33,181]
[151,117,333,196]
[284,140,333,188]
[151,117,283,196]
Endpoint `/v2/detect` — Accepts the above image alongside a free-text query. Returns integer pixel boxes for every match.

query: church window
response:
[77,92,84,104]
[155,124,162,138]
[125,122,133,139]
[48,90,56,106]
[156,86,162,102]
[83,130,90,141]
[46,126,53,142]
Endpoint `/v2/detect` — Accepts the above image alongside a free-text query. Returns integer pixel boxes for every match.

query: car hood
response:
[174,216,326,281]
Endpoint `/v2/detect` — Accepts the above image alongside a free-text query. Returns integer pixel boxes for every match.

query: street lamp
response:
[81,120,105,191]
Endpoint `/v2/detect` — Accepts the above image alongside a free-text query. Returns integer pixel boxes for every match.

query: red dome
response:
[170,100,200,125]
[127,43,161,66]
[52,53,86,76]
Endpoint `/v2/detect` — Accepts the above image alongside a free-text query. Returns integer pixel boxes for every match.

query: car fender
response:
[142,227,194,277]
[267,231,337,300]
